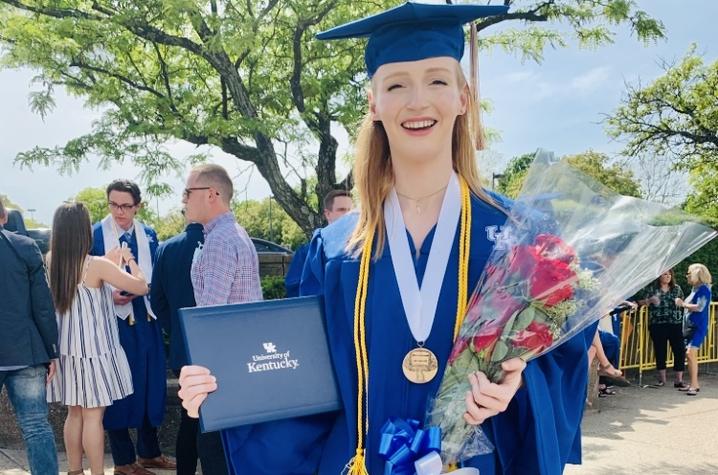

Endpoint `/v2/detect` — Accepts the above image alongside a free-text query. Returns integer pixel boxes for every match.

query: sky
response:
[1,0,716,225]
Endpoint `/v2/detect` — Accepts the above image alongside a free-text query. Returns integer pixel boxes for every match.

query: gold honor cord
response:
[346,177,472,474]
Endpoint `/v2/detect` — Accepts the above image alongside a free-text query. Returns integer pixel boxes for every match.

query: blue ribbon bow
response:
[378,418,441,475]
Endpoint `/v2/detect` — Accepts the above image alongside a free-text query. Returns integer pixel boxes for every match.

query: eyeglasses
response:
[183,187,212,199]
[108,202,137,212]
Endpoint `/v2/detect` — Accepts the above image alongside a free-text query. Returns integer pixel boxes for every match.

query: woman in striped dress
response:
[47,203,148,475]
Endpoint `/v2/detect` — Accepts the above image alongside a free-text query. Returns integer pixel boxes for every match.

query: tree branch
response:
[69,58,166,99]
[477,1,553,31]
[152,43,179,114]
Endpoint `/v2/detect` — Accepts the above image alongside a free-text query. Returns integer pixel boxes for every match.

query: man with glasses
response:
[91,180,175,475]
[179,163,262,474]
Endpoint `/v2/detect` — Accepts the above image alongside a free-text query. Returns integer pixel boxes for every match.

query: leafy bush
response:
[261,275,286,300]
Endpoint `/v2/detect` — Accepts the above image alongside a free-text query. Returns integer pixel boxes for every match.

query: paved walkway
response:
[1,370,716,474]
[565,370,718,474]
[0,449,176,475]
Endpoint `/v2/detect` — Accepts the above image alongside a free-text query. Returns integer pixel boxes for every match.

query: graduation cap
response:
[316,2,508,77]
[317,2,508,149]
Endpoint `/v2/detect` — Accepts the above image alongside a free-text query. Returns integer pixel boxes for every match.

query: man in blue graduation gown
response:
[151,221,212,475]
[91,180,175,475]
[284,189,354,297]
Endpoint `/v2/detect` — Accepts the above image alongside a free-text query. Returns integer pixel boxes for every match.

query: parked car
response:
[250,237,293,255]
[250,238,293,278]
[3,209,50,254]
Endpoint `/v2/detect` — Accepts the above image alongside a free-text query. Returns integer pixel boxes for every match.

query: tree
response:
[150,209,187,241]
[496,153,534,198]
[606,46,718,169]
[1,0,665,235]
[684,165,718,227]
[74,187,109,223]
[234,197,306,250]
[497,150,641,198]
[606,46,718,225]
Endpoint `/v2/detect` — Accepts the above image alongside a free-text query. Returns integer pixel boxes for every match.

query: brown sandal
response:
[68,470,85,475]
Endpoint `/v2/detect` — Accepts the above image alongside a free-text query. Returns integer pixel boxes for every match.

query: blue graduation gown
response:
[91,222,166,430]
[223,194,591,474]
[151,223,205,371]
[284,242,310,298]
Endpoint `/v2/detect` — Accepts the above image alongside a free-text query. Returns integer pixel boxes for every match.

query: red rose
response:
[512,321,554,353]
[529,259,576,307]
[507,245,540,278]
[447,337,469,365]
[472,325,502,353]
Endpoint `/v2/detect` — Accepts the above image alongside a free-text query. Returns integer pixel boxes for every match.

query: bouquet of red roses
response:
[428,150,717,464]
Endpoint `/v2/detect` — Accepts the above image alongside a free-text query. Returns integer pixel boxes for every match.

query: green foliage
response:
[147,209,187,242]
[261,275,286,300]
[683,164,718,227]
[234,198,307,250]
[496,153,534,198]
[605,46,718,282]
[73,187,109,223]
[672,238,718,300]
[606,46,718,169]
[0,0,665,233]
[497,151,641,199]
[564,151,642,198]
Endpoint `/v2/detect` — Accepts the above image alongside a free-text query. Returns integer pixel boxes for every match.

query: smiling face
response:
[369,56,468,165]
[659,270,673,286]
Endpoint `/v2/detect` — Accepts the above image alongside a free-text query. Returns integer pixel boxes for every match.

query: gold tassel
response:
[345,448,369,475]
[469,22,486,151]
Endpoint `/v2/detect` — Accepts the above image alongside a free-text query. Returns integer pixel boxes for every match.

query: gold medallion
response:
[402,347,439,384]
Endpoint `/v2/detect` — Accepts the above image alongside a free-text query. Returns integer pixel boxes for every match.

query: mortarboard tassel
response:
[469,22,486,151]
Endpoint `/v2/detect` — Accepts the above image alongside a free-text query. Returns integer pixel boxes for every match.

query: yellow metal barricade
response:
[618,302,717,381]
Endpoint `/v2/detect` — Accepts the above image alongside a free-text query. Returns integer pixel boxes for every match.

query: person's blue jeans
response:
[0,365,58,475]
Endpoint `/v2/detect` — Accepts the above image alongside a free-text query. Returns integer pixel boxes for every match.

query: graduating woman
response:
[179,3,593,474]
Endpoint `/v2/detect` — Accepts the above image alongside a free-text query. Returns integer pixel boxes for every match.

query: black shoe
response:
[675,381,689,389]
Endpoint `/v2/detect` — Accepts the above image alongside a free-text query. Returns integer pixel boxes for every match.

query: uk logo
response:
[263,342,277,354]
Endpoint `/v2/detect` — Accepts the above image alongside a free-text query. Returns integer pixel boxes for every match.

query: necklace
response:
[395,184,448,215]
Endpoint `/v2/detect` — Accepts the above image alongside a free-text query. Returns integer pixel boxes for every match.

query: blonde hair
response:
[348,63,502,257]
[687,263,712,286]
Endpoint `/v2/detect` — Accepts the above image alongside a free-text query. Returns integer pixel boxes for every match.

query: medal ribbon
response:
[345,177,471,474]
[385,173,460,344]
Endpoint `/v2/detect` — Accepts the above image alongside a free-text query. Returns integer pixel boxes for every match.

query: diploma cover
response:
[179,296,341,432]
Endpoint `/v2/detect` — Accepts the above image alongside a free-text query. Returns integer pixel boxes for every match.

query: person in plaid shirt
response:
[183,163,263,306]
[181,163,262,474]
